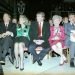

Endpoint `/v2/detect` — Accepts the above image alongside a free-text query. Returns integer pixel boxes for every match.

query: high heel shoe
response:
[59,61,64,66]
[20,68,24,71]
[15,61,19,69]
[64,60,68,63]
[15,66,19,69]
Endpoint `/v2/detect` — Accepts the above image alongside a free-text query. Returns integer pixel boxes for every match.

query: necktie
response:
[6,24,8,30]
[38,22,42,37]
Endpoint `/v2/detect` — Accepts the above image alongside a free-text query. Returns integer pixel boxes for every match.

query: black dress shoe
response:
[37,60,42,66]
[70,61,75,67]
[0,59,5,65]
[0,62,5,65]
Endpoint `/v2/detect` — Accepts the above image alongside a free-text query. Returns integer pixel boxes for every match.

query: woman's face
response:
[19,17,24,24]
[53,18,60,27]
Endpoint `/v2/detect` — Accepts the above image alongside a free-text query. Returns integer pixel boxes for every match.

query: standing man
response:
[29,12,50,66]
[0,13,16,65]
[65,13,75,67]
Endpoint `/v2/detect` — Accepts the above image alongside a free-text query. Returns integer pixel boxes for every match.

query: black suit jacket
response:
[0,22,17,39]
[29,21,50,48]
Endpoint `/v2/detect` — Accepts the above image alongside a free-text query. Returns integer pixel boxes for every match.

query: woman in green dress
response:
[14,15,30,71]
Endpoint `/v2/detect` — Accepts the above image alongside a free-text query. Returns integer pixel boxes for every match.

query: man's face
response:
[69,15,75,24]
[36,14,44,22]
[3,14,10,22]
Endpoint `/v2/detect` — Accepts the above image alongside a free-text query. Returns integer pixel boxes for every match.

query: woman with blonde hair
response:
[14,15,30,70]
[48,15,67,65]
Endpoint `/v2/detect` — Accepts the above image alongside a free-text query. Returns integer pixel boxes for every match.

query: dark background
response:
[0,0,75,20]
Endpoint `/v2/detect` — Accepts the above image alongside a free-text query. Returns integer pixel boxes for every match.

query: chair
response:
[48,47,70,63]
[63,47,70,63]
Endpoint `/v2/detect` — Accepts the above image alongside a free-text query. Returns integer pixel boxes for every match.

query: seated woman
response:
[48,15,67,66]
[14,15,30,71]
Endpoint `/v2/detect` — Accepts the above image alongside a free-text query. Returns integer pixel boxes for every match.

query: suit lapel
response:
[2,23,6,31]
[8,23,12,30]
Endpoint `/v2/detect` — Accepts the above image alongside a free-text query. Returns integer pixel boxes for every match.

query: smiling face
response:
[52,15,62,27]
[19,15,25,25]
[36,12,45,23]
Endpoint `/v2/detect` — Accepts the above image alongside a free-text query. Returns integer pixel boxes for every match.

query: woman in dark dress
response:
[14,15,30,71]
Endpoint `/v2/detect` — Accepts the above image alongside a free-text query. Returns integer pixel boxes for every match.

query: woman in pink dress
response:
[48,15,67,65]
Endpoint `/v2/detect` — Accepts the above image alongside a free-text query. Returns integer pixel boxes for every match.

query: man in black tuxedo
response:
[29,12,50,66]
[0,13,16,65]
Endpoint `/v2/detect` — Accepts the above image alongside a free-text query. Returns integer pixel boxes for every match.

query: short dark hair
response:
[68,13,75,17]
[36,12,45,17]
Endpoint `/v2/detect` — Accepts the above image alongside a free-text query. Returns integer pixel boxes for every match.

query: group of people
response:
[0,12,75,72]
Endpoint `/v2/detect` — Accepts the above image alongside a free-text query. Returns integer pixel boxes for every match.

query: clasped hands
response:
[1,31,13,38]
[52,36,59,40]
[33,39,44,45]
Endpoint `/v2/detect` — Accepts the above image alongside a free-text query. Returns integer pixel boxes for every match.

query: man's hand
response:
[33,39,44,45]
[1,33,7,38]
[6,31,14,37]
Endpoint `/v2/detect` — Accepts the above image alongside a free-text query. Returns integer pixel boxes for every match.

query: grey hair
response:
[52,15,62,22]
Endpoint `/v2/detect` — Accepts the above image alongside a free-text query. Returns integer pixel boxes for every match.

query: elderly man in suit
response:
[29,12,50,66]
[65,13,75,67]
[0,13,16,65]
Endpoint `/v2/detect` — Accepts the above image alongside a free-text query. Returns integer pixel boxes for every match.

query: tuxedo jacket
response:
[29,21,50,48]
[0,22,17,39]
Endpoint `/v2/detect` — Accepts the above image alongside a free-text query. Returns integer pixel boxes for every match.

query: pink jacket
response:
[48,26,65,48]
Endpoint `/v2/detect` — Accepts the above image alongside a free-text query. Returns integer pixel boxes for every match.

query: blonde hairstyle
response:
[19,15,30,25]
[52,15,62,22]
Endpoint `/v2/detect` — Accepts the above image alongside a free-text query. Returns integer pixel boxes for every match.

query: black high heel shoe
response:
[15,66,19,69]
[20,68,24,71]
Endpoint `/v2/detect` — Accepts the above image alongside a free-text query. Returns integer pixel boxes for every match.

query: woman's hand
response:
[52,36,59,40]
